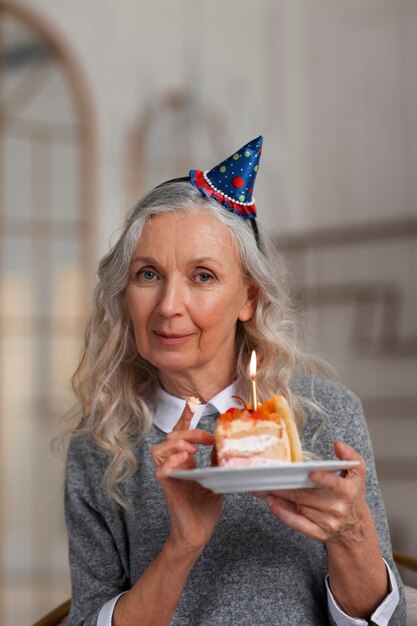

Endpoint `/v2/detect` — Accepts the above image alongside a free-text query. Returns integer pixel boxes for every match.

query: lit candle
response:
[249,350,258,410]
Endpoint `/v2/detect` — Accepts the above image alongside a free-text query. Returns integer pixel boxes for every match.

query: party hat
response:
[189,136,263,218]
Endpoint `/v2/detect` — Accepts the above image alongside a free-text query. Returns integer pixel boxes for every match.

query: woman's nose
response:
[156,278,186,317]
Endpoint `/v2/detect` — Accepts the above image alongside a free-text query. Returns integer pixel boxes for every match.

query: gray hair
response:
[67,179,331,507]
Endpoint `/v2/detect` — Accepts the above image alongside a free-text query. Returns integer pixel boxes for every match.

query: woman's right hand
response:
[151,406,223,555]
[114,410,222,626]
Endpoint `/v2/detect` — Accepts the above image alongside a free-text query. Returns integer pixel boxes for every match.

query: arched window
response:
[125,89,227,206]
[0,3,94,622]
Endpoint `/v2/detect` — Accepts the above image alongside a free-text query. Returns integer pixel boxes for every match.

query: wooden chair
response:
[32,599,71,626]
[394,550,417,574]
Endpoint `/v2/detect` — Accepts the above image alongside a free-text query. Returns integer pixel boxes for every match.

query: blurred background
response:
[0,0,416,623]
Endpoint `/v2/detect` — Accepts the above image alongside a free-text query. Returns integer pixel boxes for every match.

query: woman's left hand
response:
[254,444,390,620]
[253,441,369,545]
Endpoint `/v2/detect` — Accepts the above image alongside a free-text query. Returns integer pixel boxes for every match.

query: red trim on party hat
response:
[190,169,257,218]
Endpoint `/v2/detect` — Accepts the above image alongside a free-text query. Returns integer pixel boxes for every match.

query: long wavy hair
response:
[62,179,332,507]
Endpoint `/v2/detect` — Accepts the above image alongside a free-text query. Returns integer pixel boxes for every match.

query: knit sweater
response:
[65,375,406,625]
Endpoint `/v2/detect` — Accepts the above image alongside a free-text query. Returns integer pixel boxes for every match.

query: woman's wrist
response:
[114,536,201,626]
[165,533,206,565]
[326,504,388,618]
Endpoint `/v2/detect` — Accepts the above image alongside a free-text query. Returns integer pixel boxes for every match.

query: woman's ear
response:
[238,282,259,322]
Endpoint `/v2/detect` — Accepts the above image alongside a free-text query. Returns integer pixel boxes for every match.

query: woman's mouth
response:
[152,331,195,346]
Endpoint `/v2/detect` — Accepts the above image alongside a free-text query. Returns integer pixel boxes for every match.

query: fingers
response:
[334,440,366,474]
[307,442,365,487]
[255,486,335,516]
[152,429,214,473]
[334,440,361,461]
[152,438,198,467]
[265,494,352,542]
[253,442,368,543]
[173,404,194,432]
[153,438,199,480]
[266,496,323,540]
[166,429,214,445]
[262,444,367,542]
[156,450,195,479]
[308,469,349,490]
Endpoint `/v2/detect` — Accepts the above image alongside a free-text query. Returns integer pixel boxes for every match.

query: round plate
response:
[170,460,359,494]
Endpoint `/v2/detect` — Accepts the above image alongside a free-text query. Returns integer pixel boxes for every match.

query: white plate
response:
[170,460,360,494]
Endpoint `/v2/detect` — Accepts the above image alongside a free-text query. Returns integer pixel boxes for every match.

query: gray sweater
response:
[65,376,406,625]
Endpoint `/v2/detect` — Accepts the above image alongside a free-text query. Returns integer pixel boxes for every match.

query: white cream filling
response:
[221,434,279,453]
[186,396,201,414]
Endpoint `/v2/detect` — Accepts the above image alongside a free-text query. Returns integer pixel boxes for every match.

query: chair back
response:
[32,599,71,626]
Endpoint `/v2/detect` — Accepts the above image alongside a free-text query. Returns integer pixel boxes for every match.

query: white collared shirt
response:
[151,382,242,433]
[97,383,399,626]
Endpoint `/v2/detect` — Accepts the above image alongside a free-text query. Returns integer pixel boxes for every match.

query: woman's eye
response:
[137,269,158,281]
[194,272,214,283]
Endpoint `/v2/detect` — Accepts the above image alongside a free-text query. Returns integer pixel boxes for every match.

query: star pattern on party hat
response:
[189,135,263,218]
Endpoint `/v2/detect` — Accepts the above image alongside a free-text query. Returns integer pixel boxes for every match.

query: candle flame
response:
[249,350,257,380]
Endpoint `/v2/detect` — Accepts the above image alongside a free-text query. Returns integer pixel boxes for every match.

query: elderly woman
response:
[65,137,406,626]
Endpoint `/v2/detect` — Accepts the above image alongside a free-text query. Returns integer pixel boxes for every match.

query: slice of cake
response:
[214,395,303,468]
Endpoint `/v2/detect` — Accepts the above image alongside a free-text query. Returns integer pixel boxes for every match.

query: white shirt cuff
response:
[325,559,399,626]
[97,593,125,626]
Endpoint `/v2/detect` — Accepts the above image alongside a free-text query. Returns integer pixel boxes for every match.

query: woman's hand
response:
[152,406,223,555]
[254,441,369,545]
[114,410,223,626]
[253,441,389,617]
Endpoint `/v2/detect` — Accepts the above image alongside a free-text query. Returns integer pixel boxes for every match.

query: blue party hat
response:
[189,136,263,218]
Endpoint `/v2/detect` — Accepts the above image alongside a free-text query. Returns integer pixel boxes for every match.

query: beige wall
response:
[1,0,416,622]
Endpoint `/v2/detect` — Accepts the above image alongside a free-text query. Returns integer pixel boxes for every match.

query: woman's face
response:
[125,210,257,381]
